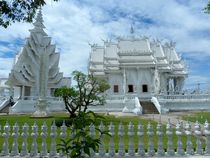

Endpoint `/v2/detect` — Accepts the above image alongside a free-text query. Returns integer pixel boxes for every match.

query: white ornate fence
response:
[0,120,210,157]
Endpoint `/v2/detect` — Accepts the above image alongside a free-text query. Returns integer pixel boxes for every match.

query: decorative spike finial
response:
[33,8,45,29]
[130,24,134,34]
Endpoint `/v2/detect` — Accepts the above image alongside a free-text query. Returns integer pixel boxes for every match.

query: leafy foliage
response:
[204,1,210,13]
[55,71,110,118]
[0,0,59,28]
[55,71,110,157]
[57,111,109,158]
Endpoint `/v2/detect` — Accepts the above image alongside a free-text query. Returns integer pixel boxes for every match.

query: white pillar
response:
[123,68,127,108]
[123,68,126,95]
[32,47,49,117]
[136,67,140,96]
[22,86,25,100]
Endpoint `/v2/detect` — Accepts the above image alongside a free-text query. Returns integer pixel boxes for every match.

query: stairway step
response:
[140,101,159,114]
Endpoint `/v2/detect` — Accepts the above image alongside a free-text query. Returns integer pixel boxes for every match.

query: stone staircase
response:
[140,101,159,114]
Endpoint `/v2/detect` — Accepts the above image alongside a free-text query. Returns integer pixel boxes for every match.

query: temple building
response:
[0,78,10,97]
[1,10,70,114]
[89,35,187,97]
[88,31,189,113]
[6,10,70,100]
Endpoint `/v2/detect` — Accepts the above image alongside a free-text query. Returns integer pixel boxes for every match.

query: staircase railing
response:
[151,97,161,114]
[0,99,9,112]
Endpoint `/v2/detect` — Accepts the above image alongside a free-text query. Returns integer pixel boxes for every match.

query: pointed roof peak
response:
[33,8,45,29]
[130,24,134,34]
[36,9,43,22]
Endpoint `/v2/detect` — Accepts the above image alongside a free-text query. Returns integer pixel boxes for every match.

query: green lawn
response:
[0,113,203,152]
[181,111,210,123]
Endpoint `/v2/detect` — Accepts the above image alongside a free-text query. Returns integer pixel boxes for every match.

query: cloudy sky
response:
[0,0,210,90]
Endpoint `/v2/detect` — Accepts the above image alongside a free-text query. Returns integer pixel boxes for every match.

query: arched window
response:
[142,84,148,93]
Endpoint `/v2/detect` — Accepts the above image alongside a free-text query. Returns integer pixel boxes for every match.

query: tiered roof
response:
[7,9,64,90]
[89,35,187,77]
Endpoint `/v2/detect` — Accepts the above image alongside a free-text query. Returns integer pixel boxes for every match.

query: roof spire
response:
[130,24,134,34]
[30,8,47,35]
[33,8,45,29]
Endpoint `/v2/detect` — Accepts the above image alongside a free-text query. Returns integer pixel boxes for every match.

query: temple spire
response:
[33,9,45,28]
[30,9,46,35]
[130,24,134,34]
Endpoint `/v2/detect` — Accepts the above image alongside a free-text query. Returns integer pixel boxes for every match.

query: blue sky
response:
[0,0,210,91]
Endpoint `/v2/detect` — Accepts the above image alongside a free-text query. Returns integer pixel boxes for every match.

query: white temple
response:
[1,12,210,114]
[89,36,187,96]
[0,78,10,97]
[2,10,70,114]
[88,31,210,114]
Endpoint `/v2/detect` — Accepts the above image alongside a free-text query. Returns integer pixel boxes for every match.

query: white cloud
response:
[0,58,13,77]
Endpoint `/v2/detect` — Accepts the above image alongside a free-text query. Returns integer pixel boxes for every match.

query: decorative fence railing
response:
[157,94,210,100]
[19,96,62,101]
[0,120,210,157]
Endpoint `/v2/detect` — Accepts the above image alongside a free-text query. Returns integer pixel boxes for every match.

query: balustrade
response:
[0,120,209,157]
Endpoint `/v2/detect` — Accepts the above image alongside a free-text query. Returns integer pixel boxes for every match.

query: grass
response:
[181,111,210,123]
[0,113,204,152]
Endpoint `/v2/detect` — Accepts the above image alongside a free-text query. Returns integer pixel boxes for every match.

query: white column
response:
[136,67,140,96]
[123,68,127,107]
[123,68,126,95]
[22,86,25,100]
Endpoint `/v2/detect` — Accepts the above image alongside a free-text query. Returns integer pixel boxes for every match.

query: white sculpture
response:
[6,9,70,115]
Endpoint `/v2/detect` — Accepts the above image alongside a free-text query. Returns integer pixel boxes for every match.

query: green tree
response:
[55,71,110,118]
[0,0,59,28]
[58,111,108,158]
[204,1,210,13]
[55,71,110,157]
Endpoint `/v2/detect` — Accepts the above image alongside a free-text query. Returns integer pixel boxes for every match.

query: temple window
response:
[113,85,119,93]
[142,84,148,92]
[128,85,134,93]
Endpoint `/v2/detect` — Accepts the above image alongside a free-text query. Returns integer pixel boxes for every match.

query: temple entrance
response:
[24,86,31,97]
[142,84,148,92]
[128,85,134,93]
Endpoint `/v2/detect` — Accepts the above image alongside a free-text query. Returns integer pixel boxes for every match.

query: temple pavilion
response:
[88,31,188,113]
[6,10,70,100]
[2,10,70,114]
[89,34,187,96]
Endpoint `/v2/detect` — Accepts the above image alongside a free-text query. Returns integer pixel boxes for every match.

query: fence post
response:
[50,120,57,157]
[98,121,106,156]
[108,122,115,157]
[147,122,155,156]
[128,122,135,156]
[1,121,10,156]
[194,121,203,155]
[156,122,164,156]
[185,121,193,155]
[204,120,210,154]
[166,119,174,155]
[118,122,125,156]
[59,121,67,156]
[89,123,96,157]
[10,122,19,156]
[40,121,48,157]
[20,123,29,156]
[30,122,38,157]
[176,121,184,155]
[137,122,145,156]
